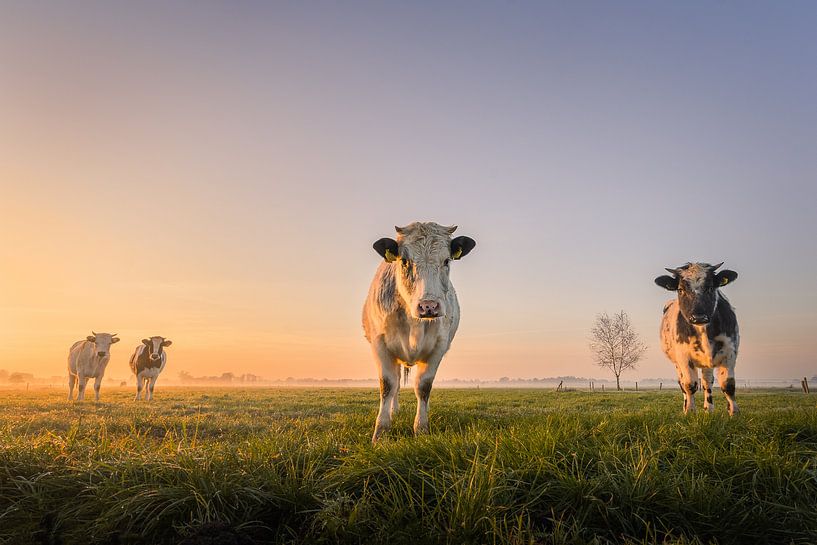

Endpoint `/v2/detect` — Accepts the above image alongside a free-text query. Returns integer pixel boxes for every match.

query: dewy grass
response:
[0,388,815,544]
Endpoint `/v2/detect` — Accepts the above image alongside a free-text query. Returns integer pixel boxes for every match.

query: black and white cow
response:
[363,222,476,443]
[129,336,172,401]
[655,262,739,415]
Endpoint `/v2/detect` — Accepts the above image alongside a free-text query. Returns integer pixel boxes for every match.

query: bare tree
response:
[589,310,647,391]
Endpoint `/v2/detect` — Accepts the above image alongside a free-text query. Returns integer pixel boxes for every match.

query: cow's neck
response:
[408,320,426,353]
[402,316,443,361]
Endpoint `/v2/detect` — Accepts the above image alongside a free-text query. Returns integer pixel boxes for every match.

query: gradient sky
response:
[2,2,816,381]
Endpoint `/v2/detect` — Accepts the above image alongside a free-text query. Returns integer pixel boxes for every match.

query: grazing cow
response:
[129,336,172,400]
[655,262,739,415]
[363,222,476,443]
[67,331,120,401]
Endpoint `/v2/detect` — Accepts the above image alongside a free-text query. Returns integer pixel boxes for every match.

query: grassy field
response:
[1,387,816,545]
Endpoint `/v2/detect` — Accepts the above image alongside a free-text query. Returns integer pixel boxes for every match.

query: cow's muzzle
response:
[418,300,442,319]
[150,355,160,361]
[97,351,107,357]
[690,314,710,325]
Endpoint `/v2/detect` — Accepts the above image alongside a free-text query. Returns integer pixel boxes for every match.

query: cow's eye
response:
[444,259,450,267]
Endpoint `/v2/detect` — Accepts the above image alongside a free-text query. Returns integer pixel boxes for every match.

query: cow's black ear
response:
[655,275,679,291]
[716,270,738,287]
[87,336,96,342]
[451,236,476,260]
[373,238,399,262]
[142,338,150,346]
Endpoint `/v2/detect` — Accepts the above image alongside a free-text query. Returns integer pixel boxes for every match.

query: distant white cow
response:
[363,222,476,443]
[129,336,172,401]
[67,331,120,401]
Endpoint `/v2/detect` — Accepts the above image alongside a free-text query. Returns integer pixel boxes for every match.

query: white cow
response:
[129,336,172,401]
[363,222,476,443]
[67,331,120,401]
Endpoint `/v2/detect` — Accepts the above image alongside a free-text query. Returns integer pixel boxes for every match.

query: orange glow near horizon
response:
[3,3,817,384]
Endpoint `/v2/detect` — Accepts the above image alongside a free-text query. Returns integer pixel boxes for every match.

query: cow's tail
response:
[403,366,410,386]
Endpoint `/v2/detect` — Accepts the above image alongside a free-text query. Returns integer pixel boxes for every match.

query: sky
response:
[1,2,816,382]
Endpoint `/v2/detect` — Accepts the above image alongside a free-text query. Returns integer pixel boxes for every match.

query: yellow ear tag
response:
[384,249,397,262]
[720,276,729,286]
[452,248,463,260]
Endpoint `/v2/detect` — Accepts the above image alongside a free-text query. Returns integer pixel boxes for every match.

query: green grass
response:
[1,387,816,544]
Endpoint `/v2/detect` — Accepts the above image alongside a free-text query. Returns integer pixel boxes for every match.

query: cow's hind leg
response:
[390,373,400,417]
[717,365,739,416]
[77,376,90,401]
[701,368,715,413]
[372,341,400,444]
[413,358,441,435]
[147,376,158,401]
[678,362,698,414]
[93,376,103,402]
[68,374,76,401]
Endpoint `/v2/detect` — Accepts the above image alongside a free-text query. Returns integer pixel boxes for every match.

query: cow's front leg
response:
[413,357,442,435]
[135,375,144,400]
[717,365,739,416]
[77,376,89,401]
[68,374,76,401]
[93,376,103,402]
[701,368,715,413]
[372,340,400,444]
[678,362,698,414]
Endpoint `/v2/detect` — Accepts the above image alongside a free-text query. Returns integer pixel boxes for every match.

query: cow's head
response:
[655,262,738,325]
[142,336,172,362]
[373,222,476,320]
[86,331,120,357]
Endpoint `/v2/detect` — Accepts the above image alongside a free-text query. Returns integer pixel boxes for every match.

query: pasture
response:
[1,388,816,545]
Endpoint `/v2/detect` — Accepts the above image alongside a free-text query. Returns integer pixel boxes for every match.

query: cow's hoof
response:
[372,426,389,444]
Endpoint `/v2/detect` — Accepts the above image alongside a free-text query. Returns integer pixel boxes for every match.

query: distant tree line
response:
[177,371,262,384]
[0,369,35,383]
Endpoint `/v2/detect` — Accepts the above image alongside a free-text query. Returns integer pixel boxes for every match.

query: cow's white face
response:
[373,222,476,320]
[86,332,120,357]
[142,336,172,361]
[655,262,738,325]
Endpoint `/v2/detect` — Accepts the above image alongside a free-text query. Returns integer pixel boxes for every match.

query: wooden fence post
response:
[659,382,663,391]
[635,382,638,392]
[803,377,810,394]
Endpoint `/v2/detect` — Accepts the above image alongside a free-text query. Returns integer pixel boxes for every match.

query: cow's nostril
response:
[418,300,441,317]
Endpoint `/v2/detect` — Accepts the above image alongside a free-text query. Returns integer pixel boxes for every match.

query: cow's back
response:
[659,300,681,361]
[129,345,143,375]
[68,340,91,374]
